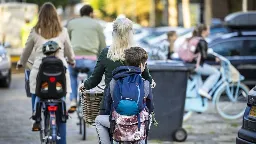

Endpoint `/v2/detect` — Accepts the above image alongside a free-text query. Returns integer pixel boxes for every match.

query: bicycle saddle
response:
[74,67,90,73]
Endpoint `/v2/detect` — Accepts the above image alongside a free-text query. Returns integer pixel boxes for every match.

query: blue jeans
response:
[25,69,36,113]
[33,94,66,144]
[68,59,96,101]
[195,63,221,92]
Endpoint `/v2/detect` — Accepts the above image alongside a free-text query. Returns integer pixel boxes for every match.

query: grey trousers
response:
[95,115,146,144]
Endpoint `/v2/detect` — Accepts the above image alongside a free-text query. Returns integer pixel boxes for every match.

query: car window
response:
[210,27,229,35]
[211,40,246,56]
[247,40,256,55]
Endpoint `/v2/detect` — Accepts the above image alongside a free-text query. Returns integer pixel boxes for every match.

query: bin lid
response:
[147,60,195,71]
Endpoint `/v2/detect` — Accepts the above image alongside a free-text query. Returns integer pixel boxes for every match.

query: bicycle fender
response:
[212,82,228,104]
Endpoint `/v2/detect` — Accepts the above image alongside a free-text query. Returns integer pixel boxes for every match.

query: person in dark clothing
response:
[192,24,220,99]
[94,47,154,144]
[167,31,177,59]
[80,17,156,114]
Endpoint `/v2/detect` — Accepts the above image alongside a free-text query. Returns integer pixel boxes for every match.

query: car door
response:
[209,37,256,88]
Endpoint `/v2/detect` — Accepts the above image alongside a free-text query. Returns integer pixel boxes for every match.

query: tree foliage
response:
[88,0,163,26]
[26,0,81,7]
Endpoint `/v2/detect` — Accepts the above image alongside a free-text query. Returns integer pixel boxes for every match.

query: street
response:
[0,74,242,144]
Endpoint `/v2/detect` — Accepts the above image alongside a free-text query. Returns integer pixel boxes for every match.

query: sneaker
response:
[68,100,77,113]
[32,121,41,131]
[198,89,212,99]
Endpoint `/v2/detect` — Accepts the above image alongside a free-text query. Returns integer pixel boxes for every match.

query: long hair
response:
[107,18,134,61]
[192,24,208,37]
[34,2,62,39]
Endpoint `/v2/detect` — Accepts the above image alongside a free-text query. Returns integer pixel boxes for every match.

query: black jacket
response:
[194,39,215,65]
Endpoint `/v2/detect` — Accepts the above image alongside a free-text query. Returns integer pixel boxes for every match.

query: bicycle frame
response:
[210,52,244,104]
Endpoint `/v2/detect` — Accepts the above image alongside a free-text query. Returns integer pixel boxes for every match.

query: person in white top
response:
[17,3,75,144]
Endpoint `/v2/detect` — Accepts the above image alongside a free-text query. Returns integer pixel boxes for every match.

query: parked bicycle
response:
[183,49,250,121]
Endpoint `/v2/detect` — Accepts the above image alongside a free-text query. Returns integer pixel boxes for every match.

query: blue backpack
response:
[112,74,146,116]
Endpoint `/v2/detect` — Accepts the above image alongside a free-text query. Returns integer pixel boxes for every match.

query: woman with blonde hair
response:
[17,2,75,144]
[80,17,155,144]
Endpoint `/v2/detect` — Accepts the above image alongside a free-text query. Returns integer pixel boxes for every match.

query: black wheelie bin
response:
[147,60,194,142]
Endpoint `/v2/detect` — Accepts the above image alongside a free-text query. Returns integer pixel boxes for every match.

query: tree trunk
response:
[150,0,156,27]
[168,0,178,27]
[204,0,212,26]
[243,0,248,12]
[182,0,191,28]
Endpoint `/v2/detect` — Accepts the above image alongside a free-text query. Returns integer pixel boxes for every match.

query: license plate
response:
[249,106,256,118]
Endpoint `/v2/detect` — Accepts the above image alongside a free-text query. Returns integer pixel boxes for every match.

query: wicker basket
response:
[81,88,104,124]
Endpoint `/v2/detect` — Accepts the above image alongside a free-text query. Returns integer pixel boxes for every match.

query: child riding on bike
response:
[94,47,155,144]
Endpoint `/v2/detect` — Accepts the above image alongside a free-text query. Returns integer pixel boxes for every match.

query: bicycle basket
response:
[81,87,104,124]
[221,63,240,83]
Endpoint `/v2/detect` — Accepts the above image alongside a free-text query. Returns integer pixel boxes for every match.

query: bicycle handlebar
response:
[208,50,231,65]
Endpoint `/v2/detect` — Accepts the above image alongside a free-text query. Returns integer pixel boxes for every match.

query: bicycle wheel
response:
[77,97,82,134]
[215,83,249,120]
[40,109,46,144]
[82,119,86,140]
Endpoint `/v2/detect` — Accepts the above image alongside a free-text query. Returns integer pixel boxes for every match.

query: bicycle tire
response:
[215,83,249,120]
[82,119,86,140]
[40,108,46,144]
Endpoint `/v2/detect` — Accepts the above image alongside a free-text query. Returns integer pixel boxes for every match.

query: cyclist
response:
[66,4,106,113]
[79,17,156,143]
[17,2,75,144]
[190,24,220,99]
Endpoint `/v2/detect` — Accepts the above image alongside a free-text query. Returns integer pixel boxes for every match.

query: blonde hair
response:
[107,18,134,61]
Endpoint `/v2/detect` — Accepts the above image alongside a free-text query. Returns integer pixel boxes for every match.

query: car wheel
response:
[0,70,11,88]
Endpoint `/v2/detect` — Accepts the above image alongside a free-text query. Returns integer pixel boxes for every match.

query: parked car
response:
[138,27,192,52]
[0,43,11,88]
[148,24,230,60]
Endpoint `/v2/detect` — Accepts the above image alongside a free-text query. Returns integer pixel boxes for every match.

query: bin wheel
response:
[173,128,187,142]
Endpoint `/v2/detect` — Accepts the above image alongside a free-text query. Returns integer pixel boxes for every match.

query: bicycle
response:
[183,49,250,121]
[75,67,106,140]
[35,99,67,144]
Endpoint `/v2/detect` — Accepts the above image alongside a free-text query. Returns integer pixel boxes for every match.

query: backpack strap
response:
[137,80,150,131]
